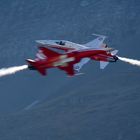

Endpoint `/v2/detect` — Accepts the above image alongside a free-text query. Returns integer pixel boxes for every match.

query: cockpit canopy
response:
[55,41,65,45]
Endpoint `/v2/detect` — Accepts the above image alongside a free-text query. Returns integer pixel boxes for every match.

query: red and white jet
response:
[27,36,118,76]
[36,34,118,71]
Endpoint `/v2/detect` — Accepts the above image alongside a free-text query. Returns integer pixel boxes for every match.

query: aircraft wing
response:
[36,40,88,51]
[58,64,75,76]
[39,46,61,57]
[74,35,106,72]
[84,36,106,48]
[74,58,90,72]
[46,45,75,52]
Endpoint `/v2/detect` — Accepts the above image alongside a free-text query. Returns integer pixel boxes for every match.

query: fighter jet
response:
[36,34,118,71]
[26,44,118,76]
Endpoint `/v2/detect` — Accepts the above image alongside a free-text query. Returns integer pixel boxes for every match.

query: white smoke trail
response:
[118,56,140,67]
[0,65,28,77]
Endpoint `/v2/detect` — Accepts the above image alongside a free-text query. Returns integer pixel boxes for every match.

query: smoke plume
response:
[118,56,140,67]
[0,65,28,77]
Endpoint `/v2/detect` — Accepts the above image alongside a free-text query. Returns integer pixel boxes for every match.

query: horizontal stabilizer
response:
[100,61,109,69]
[111,50,118,55]
[100,50,118,69]
[36,67,46,75]
[27,59,46,75]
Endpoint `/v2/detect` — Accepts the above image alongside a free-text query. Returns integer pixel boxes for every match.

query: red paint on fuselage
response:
[27,47,117,75]
[33,49,114,67]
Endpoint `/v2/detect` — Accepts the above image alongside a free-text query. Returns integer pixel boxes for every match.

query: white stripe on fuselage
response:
[53,57,75,66]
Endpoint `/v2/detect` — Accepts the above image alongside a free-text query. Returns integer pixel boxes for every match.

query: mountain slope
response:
[0,0,140,139]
